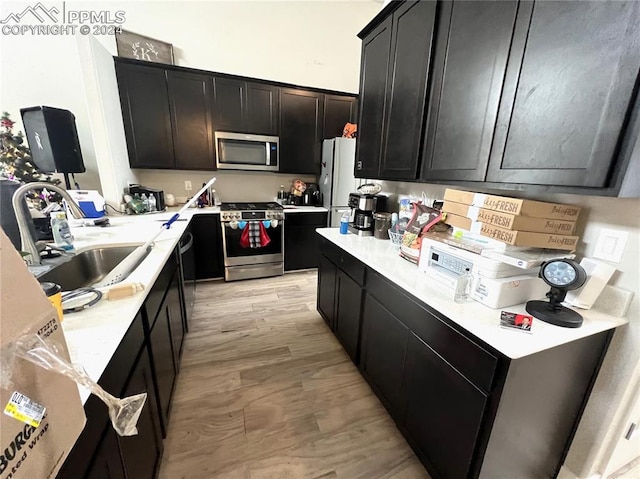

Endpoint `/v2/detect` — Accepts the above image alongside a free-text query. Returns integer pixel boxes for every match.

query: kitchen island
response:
[316,228,627,479]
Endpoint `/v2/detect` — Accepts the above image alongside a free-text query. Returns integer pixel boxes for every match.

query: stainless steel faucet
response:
[12,182,86,265]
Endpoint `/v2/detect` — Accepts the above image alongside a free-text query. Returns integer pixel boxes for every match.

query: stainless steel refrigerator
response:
[320,138,362,227]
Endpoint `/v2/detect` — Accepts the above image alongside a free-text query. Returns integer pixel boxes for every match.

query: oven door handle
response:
[265,142,270,166]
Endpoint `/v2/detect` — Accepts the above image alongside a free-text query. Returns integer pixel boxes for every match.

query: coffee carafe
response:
[347,193,388,236]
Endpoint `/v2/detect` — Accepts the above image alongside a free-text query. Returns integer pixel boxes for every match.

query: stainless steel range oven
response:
[220,202,285,281]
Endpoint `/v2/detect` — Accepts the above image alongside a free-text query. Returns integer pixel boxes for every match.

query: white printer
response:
[418,237,547,308]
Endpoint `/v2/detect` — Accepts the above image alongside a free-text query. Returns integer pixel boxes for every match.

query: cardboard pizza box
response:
[442,200,577,235]
[443,189,581,220]
[443,213,579,251]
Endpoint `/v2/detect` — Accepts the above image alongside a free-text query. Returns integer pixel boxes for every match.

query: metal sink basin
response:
[38,245,141,290]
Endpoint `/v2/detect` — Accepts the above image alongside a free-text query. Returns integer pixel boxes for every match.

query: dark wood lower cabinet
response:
[284,212,328,271]
[149,301,178,437]
[58,245,189,479]
[167,271,185,372]
[179,228,196,331]
[316,232,615,479]
[403,333,488,479]
[360,293,410,414]
[317,254,337,330]
[191,214,224,280]
[118,349,164,479]
[85,428,126,479]
[334,271,362,362]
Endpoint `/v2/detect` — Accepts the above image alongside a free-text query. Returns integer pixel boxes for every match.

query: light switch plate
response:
[592,228,629,263]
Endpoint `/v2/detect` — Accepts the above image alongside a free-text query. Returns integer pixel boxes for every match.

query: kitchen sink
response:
[38,245,142,291]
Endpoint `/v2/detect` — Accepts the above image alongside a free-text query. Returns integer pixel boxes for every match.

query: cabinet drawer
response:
[285,211,328,227]
[146,251,178,328]
[367,270,497,392]
[319,238,365,285]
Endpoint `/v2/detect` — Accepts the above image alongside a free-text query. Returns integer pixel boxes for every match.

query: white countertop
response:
[281,205,329,213]
[60,213,190,403]
[317,228,628,360]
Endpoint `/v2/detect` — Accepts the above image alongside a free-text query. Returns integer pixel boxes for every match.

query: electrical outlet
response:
[593,228,628,263]
[184,180,192,191]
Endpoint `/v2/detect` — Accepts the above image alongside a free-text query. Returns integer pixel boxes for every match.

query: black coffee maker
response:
[303,183,323,206]
[348,193,388,236]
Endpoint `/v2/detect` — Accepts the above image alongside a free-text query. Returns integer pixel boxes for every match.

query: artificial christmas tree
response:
[0,111,61,207]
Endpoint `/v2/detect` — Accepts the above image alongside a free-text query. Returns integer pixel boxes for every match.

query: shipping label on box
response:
[0,230,85,479]
[443,189,581,220]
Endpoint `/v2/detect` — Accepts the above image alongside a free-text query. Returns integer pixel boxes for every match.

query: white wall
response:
[76,34,139,206]
[89,0,377,93]
[2,0,377,201]
[0,2,101,190]
[92,0,379,199]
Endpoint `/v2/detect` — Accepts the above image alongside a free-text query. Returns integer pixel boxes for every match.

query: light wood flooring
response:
[158,271,428,479]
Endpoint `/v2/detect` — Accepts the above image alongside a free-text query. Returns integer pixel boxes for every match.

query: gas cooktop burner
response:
[221,202,283,211]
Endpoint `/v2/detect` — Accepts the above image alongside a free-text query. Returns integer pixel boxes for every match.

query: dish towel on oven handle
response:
[239,221,272,249]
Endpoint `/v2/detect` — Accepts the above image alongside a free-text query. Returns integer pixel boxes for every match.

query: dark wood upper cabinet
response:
[355,16,392,179]
[279,88,325,175]
[246,82,279,135]
[213,78,279,135]
[212,77,245,132]
[487,1,640,187]
[379,0,436,180]
[421,1,518,182]
[116,63,174,169]
[356,1,437,180]
[167,71,215,170]
[324,94,357,139]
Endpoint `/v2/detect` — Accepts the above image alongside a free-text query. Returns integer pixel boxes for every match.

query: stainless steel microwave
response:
[215,132,279,172]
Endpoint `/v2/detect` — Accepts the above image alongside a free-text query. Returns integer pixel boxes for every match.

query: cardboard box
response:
[442,200,577,234]
[0,230,85,479]
[443,188,581,220]
[443,213,578,251]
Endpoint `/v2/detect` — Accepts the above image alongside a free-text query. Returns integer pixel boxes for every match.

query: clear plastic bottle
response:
[454,268,472,303]
[212,189,221,207]
[141,193,150,212]
[50,211,75,251]
[148,193,157,212]
[340,211,350,234]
